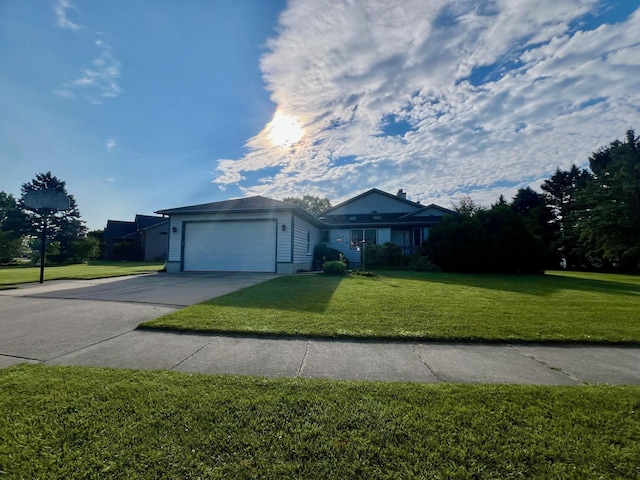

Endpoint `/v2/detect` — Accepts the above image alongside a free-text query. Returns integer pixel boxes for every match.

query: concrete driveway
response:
[0,272,276,367]
[1,272,639,385]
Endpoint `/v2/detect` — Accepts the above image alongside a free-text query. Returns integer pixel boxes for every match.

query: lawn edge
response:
[135,324,640,346]
[0,270,163,286]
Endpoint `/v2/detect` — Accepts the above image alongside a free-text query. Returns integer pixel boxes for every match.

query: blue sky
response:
[1,0,639,230]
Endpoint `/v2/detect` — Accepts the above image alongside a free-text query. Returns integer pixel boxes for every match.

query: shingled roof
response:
[155,196,298,215]
[104,220,137,239]
[135,214,168,230]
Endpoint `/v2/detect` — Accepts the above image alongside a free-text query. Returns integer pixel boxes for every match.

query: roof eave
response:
[155,206,293,215]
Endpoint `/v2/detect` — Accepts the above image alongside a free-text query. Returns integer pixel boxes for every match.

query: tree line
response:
[427,129,640,273]
[0,172,100,264]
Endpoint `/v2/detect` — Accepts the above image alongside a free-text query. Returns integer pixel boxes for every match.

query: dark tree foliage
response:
[451,195,484,217]
[575,130,640,271]
[282,195,331,216]
[492,194,508,207]
[0,191,29,238]
[87,229,105,260]
[19,172,87,262]
[510,187,559,268]
[426,206,545,274]
[541,165,593,270]
[0,192,30,263]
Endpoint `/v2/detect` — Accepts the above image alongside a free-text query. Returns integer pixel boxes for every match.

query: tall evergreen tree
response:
[576,130,640,271]
[19,172,86,259]
[541,165,593,269]
[511,187,559,267]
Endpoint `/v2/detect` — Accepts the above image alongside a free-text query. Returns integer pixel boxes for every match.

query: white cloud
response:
[60,39,122,103]
[53,0,82,31]
[105,138,116,152]
[212,1,640,207]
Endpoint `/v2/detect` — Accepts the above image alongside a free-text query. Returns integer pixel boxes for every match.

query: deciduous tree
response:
[451,195,484,217]
[282,195,331,216]
[0,192,29,262]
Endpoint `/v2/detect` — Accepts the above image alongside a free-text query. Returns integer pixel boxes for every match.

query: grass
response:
[0,260,164,286]
[1,365,638,479]
[141,270,640,343]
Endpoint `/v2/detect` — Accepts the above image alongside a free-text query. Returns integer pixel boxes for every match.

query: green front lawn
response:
[0,261,164,286]
[1,365,638,479]
[141,270,640,343]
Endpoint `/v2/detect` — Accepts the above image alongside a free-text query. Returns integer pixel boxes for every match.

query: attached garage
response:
[183,220,277,272]
[157,196,323,274]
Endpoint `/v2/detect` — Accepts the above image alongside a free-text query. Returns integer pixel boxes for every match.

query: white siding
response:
[377,228,391,244]
[321,228,357,265]
[293,216,320,261]
[277,214,292,263]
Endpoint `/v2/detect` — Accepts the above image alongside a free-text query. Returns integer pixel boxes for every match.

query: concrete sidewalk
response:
[1,273,639,384]
[3,325,639,384]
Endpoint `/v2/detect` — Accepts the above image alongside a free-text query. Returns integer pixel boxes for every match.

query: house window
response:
[321,230,330,243]
[351,229,376,248]
[413,228,422,246]
[307,231,311,255]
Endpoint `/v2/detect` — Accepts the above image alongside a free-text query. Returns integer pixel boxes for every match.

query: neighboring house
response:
[318,188,455,266]
[104,214,168,261]
[156,189,453,273]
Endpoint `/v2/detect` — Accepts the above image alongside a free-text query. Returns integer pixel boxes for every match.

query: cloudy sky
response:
[1,0,638,230]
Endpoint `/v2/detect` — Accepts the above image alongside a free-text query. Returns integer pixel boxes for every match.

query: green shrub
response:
[0,231,23,263]
[407,255,440,272]
[426,207,545,274]
[68,237,100,263]
[364,242,403,268]
[314,244,350,268]
[322,260,347,275]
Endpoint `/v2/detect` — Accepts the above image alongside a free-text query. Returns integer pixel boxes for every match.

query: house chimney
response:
[397,189,407,199]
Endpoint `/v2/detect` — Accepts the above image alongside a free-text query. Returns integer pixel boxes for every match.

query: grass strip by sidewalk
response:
[0,261,164,286]
[141,270,640,343]
[1,365,638,479]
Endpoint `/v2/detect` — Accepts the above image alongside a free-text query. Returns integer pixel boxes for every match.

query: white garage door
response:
[183,220,277,272]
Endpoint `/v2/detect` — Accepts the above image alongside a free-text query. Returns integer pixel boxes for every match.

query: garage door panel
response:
[183,221,276,272]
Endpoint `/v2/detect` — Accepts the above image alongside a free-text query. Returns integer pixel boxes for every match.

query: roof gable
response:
[104,220,137,239]
[135,214,168,230]
[402,204,456,218]
[322,189,422,216]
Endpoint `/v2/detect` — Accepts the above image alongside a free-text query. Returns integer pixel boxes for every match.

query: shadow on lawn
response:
[378,270,640,297]
[206,274,344,313]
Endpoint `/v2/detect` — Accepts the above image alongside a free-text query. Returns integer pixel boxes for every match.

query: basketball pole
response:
[39,212,47,284]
